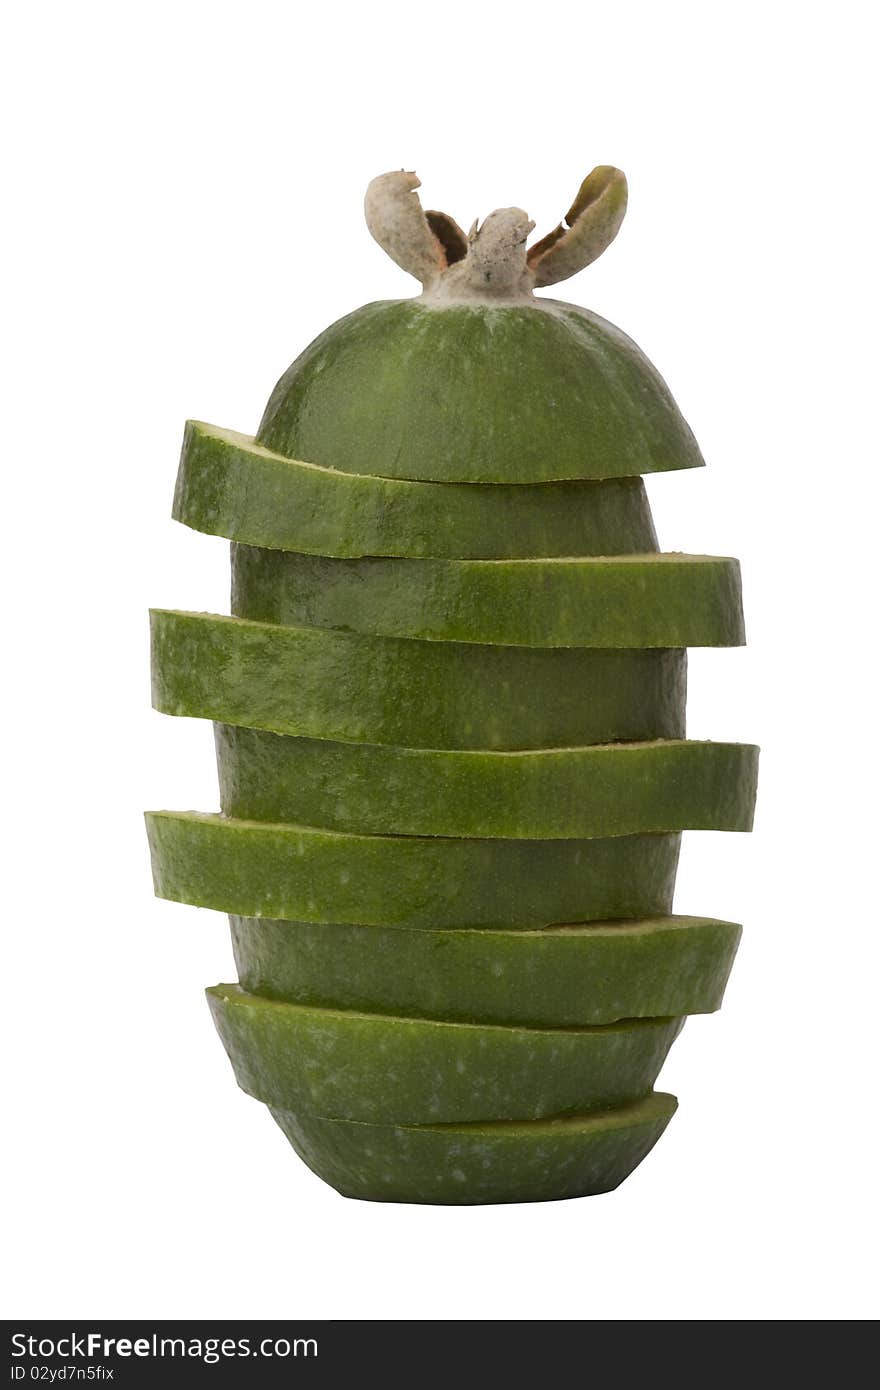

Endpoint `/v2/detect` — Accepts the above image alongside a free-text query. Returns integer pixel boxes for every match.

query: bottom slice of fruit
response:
[269,1093,678,1204]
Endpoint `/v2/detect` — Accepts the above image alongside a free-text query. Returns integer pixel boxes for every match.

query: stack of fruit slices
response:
[146,167,758,1204]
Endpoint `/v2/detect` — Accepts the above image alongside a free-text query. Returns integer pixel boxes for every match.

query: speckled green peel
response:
[231,547,745,648]
[206,984,683,1124]
[151,610,687,750]
[230,915,741,1026]
[257,300,705,483]
[270,1093,678,1204]
[215,725,758,838]
[173,421,659,559]
[145,812,681,929]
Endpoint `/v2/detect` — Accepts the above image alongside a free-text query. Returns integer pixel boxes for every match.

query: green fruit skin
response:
[151,609,687,750]
[174,421,659,559]
[215,725,759,839]
[256,300,705,483]
[207,984,684,1124]
[145,811,682,929]
[231,545,745,648]
[230,915,742,1026]
[269,1093,678,1204]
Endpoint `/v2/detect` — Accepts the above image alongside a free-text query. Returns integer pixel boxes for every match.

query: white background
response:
[3,0,877,1322]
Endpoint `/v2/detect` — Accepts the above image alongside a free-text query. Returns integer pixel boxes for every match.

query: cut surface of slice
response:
[151,610,686,750]
[256,299,704,482]
[207,984,683,1123]
[230,914,741,1026]
[269,1092,678,1204]
[174,421,659,559]
[146,812,681,928]
[216,725,758,838]
[231,546,745,648]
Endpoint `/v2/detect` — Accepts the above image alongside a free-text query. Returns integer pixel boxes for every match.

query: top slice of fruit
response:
[256,168,705,484]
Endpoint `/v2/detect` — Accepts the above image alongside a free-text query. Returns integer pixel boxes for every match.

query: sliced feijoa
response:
[151,609,686,750]
[174,421,659,559]
[230,914,742,1026]
[215,725,758,838]
[207,984,683,1123]
[269,1092,678,1204]
[145,811,681,929]
[231,546,745,648]
[256,300,704,483]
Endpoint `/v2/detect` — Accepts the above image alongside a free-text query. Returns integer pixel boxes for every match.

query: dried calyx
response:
[364,166,627,303]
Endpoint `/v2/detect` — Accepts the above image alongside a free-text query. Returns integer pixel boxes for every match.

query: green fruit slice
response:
[174,421,659,559]
[257,300,704,482]
[216,725,758,838]
[231,546,745,648]
[206,984,683,1123]
[231,915,741,1026]
[269,1093,678,1204]
[146,812,681,928]
[151,610,686,750]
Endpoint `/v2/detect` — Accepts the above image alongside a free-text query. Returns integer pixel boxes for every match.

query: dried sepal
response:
[529,167,628,287]
[364,172,450,288]
[525,222,568,263]
[425,210,469,266]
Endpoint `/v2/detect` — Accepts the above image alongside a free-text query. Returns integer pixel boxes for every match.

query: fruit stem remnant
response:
[364,165,628,302]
